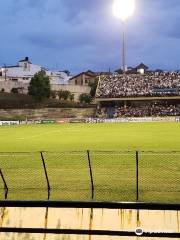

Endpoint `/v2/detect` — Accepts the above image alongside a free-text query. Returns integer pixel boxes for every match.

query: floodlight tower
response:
[113,0,135,73]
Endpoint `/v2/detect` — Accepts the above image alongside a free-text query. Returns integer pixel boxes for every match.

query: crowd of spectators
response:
[96,72,180,98]
[97,104,180,118]
[114,105,180,117]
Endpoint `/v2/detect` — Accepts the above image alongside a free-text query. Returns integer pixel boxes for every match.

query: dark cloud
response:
[22,30,98,49]
[0,0,180,73]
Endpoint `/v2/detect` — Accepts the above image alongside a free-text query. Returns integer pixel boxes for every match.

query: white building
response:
[0,57,71,85]
[0,57,90,100]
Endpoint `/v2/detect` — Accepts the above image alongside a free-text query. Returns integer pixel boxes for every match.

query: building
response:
[135,63,149,74]
[115,63,149,74]
[69,70,112,86]
[0,57,71,85]
[0,57,72,94]
[69,70,96,86]
[0,57,91,101]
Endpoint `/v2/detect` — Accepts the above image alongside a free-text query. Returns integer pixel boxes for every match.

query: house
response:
[135,63,149,74]
[0,57,71,85]
[0,58,92,100]
[69,70,112,86]
[0,57,71,93]
[115,63,149,74]
[115,67,137,74]
[69,70,96,86]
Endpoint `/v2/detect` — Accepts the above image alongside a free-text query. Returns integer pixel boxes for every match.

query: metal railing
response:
[0,201,180,238]
[0,201,179,238]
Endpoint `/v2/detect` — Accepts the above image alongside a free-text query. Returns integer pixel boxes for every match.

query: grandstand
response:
[96,72,180,118]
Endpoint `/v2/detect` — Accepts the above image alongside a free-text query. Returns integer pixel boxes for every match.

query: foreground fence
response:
[0,151,179,202]
[0,201,179,238]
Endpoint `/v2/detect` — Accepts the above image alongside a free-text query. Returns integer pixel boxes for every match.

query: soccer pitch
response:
[0,122,179,202]
[0,122,180,151]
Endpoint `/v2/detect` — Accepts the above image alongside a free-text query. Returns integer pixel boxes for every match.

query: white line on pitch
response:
[16,130,62,140]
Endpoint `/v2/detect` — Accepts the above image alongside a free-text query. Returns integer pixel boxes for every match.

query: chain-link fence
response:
[139,151,180,203]
[0,151,179,202]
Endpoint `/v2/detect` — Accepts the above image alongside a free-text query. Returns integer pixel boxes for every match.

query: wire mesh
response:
[0,151,179,202]
[139,151,180,203]
[43,151,91,200]
[90,151,136,201]
[0,152,47,200]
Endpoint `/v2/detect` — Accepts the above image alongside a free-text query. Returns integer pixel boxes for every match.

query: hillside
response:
[0,92,95,109]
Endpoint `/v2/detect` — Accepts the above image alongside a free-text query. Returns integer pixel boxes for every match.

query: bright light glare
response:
[113,0,135,21]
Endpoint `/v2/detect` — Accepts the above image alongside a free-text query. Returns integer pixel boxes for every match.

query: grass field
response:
[0,122,179,202]
[0,122,180,151]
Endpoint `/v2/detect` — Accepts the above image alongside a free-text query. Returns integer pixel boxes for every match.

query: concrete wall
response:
[0,108,96,120]
[0,80,29,93]
[0,80,91,101]
[51,84,91,101]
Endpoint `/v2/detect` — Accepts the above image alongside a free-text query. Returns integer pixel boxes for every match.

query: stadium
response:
[0,70,180,239]
[96,72,180,120]
[0,0,180,239]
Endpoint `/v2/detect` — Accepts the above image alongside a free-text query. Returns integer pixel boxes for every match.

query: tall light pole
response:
[122,22,126,73]
[113,0,135,73]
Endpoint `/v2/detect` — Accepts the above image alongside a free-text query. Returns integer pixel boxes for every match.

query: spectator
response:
[96,72,180,98]
[97,104,180,118]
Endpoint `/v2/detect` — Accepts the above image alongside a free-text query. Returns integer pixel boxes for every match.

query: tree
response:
[28,71,50,101]
[58,90,71,100]
[79,93,92,104]
[69,93,74,101]
[89,78,98,97]
[58,90,64,100]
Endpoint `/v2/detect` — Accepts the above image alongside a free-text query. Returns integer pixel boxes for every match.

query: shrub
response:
[79,93,92,104]
[11,88,19,94]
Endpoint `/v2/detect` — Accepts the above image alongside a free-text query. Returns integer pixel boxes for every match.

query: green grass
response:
[0,122,179,202]
[0,122,180,151]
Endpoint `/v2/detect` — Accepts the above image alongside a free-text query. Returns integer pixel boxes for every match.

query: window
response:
[23,63,29,71]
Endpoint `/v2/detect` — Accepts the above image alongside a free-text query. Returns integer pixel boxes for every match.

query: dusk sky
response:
[1,0,180,74]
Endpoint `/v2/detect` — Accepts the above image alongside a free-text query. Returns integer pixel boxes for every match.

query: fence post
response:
[0,169,8,199]
[136,151,139,202]
[87,150,94,199]
[40,152,51,197]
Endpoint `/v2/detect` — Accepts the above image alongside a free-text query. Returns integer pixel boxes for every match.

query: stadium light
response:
[112,0,135,21]
[113,0,135,72]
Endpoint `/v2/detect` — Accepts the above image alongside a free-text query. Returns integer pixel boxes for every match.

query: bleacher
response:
[96,72,180,118]
[96,72,180,99]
